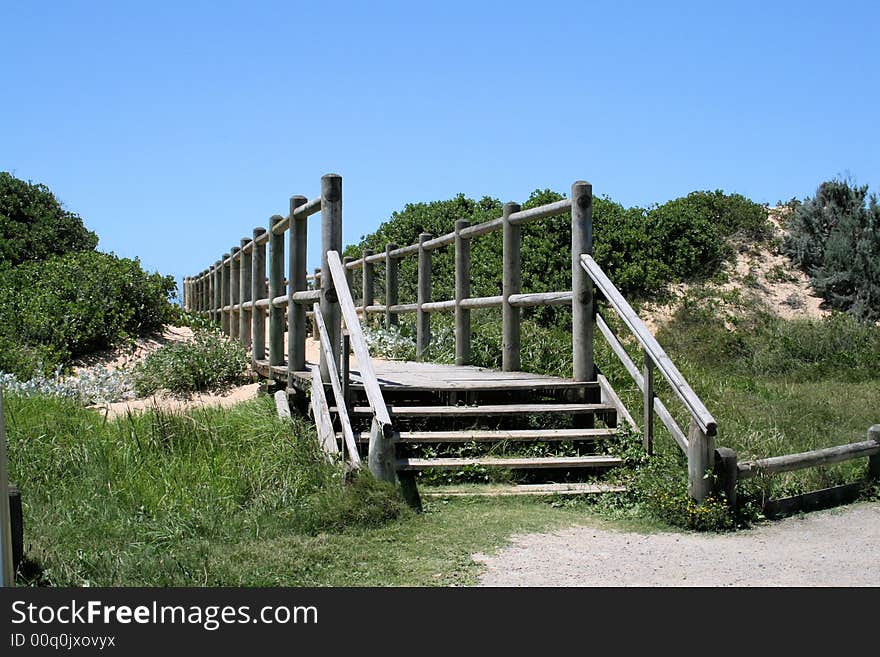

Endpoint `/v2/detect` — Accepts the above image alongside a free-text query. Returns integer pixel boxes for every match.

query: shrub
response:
[0,251,175,378]
[133,330,249,395]
[0,172,98,266]
[782,178,880,322]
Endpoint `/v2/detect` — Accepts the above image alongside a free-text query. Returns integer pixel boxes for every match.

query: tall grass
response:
[6,395,402,585]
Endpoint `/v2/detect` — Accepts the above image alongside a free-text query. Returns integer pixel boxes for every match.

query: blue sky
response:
[2,1,877,296]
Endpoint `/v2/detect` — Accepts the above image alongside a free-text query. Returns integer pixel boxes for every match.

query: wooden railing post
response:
[688,418,715,503]
[455,219,471,366]
[869,425,880,479]
[251,227,267,362]
[268,215,285,367]
[221,253,231,335]
[417,232,432,359]
[240,238,252,347]
[362,248,374,323]
[643,351,655,455]
[202,271,208,315]
[182,277,189,311]
[319,174,342,383]
[714,447,738,508]
[193,273,199,314]
[502,202,521,372]
[289,196,308,375]
[385,242,398,329]
[572,181,595,381]
[212,261,221,326]
[230,246,241,341]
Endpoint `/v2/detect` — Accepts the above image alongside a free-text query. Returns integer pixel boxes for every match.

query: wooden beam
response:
[738,439,880,480]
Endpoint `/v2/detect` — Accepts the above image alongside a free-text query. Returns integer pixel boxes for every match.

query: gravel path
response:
[476,503,880,586]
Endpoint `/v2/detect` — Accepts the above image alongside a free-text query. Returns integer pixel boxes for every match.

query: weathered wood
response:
[368,419,397,483]
[221,253,231,334]
[309,366,339,458]
[325,251,393,432]
[358,428,617,443]
[289,195,308,374]
[714,447,738,508]
[869,425,880,479]
[212,261,221,325]
[572,181,594,382]
[595,313,688,451]
[313,304,361,468]
[583,254,717,436]
[502,202,521,372]
[598,374,638,432]
[230,246,241,340]
[420,300,456,313]
[353,402,615,417]
[320,174,342,383]
[416,232,432,358]
[240,237,252,347]
[388,303,418,313]
[291,289,321,304]
[508,198,572,225]
[459,295,503,309]
[270,196,322,234]
[362,248,374,323]
[508,291,572,307]
[268,215,285,366]
[455,219,471,366]
[396,455,623,471]
[459,217,503,240]
[274,389,292,420]
[389,243,420,259]
[422,482,625,497]
[385,242,398,328]
[687,418,715,503]
[737,439,880,480]
[643,350,654,455]
[763,482,865,519]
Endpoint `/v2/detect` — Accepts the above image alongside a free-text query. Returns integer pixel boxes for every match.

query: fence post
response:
[212,261,221,326]
[714,447,738,508]
[202,271,208,315]
[268,215,285,367]
[385,242,398,329]
[417,233,432,358]
[0,390,14,586]
[643,351,655,455]
[362,248,374,324]
[182,277,189,311]
[221,253,231,335]
[230,247,241,341]
[502,202,521,372]
[320,174,342,383]
[688,418,715,503]
[251,227,267,362]
[572,180,595,382]
[869,425,880,479]
[455,219,471,366]
[289,196,308,376]
[240,238,252,347]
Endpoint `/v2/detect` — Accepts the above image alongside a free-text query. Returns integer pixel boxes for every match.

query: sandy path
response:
[476,503,880,586]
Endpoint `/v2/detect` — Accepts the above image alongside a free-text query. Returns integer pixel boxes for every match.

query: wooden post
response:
[416,233,432,359]
[688,417,715,503]
[182,277,189,311]
[251,227,267,362]
[221,253,231,335]
[714,447,738,508]
[320,174,343,383]
[268,215,285,367]
[455,219,471,366]
[643,351,654,455]
[869,425,880,479]
[572,180,594,382]
[0,390,14,586]
[289,196,308,375]
[362,248,374,324]
[385,242,398,329]
[369,418,397,484]
[212,261,221,326]
[230,246,241,341]
[240,238,252,347]
[502,202,521,372]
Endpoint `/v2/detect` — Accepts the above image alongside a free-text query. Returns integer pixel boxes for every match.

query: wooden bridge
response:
[183,173,880,510]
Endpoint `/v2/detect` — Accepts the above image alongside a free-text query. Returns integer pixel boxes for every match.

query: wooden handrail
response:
[326,250,393,436]
[581,254,717,436]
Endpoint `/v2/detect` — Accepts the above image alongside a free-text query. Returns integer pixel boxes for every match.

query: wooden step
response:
[421,483,627,497]
[348,379,599,392]
[351,403,616,417]
[395,455,623,471]
[348,428,618,443]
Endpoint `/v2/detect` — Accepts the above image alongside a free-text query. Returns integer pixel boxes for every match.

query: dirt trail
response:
[476,503,880,586]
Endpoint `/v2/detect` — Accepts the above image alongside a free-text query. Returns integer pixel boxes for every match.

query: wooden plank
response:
[310,366,339,457]
[763,482,865,519]
[352,403,615,417]
[583,254,716,436]
[738,439,880,480]
[354,428,617,443]
[422,482,624,497]
[274,390,292,420]
[396,455,623,470]
[326,251,393,433]
[313,304,361,468]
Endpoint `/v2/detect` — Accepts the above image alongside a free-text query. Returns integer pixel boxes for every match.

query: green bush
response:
[133,330,249,395]
[0,172,98,266]
[783,179,880,322]
[0,251,175,378]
